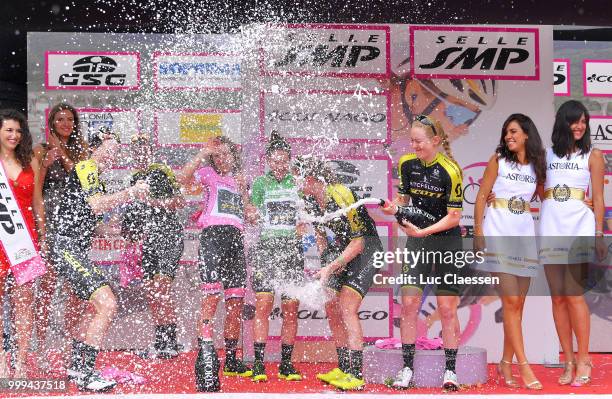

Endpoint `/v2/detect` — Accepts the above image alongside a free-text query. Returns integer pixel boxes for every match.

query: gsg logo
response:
[46,51,140,90]
[72,56,118,72]
[59,56,127,86]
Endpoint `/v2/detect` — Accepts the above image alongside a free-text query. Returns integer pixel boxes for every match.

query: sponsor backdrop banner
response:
[553,39,612,352]
[241,23,558,364]
[29,26,612,362]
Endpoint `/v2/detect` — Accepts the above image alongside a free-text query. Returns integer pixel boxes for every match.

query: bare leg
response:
[437,296,459,349]
[34,267,57,354]
[85,286,117,348]
[280,299,299,345]
[338,288,363,350]
[399,286,422,345]
[253,293,274,343]
[223,297,243,341]
[545,265,576,363]
[10,281,35,378]
[144,275,176,326]
[0,273,8,378]
[199,294,221,338]
[565,263,591,379]
[325,293,348,348]
[493,272,539,387]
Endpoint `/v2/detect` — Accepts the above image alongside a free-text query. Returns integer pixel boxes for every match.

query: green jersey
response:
[251,172,299,238]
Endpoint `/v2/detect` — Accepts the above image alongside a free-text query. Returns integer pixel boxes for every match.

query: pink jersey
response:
[195,166,244,230]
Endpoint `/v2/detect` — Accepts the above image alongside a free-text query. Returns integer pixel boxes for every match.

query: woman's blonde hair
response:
[413,116,462,177]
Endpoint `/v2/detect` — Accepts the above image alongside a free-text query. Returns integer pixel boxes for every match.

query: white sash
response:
[0,161,45,285]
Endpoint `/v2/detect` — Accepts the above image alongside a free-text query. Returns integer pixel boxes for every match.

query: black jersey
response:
[122,163,182,241]
[397,152,463,235]
[306,184,379,248]
[56,159,105,240]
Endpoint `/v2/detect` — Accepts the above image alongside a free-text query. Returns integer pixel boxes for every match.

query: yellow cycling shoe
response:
[316,367,346,384]
[222,359,253,377]
[251,361,268,382]
[330,373,365,391]
[278,363,302,381]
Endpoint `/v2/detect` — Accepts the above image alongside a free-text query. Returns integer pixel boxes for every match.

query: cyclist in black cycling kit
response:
[296,156,382,391]
[122,133,185,359]
[52,130,149,392]
[382,115,464,391]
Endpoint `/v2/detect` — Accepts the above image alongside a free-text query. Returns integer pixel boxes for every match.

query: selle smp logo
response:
[45,51,140,90]
[410,26,539,80]
[262,24,390,77]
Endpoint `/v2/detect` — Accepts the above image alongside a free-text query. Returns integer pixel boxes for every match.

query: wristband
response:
[595,230,604,236]
[337,255,346,267]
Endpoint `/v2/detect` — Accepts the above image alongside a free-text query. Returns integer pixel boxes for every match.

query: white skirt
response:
[539,198,595,264]
[478,207,539,278]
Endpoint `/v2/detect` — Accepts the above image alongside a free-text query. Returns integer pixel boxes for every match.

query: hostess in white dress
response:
[539,148,595,264]
[479,157,539,277]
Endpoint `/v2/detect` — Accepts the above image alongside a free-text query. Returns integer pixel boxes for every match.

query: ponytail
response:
[414,117,462,178]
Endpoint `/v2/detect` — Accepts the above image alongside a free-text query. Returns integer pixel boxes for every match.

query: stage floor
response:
[5,351,611,397]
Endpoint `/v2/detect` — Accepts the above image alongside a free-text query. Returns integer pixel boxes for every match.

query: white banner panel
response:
[590,116,612,150]
[154,109,241,147]
[261,89,390,143]
[45,51,140,90]
[554,59,570,96]
[153,52,241,91]
[583,59,612,96]
[267,289,393,340]
[410,26,539,80]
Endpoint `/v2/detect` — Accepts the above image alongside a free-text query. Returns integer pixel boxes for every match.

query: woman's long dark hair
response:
[496,113,546,184]
[47,102,89,162]
[0,109,33,168]
[552,100,591,158]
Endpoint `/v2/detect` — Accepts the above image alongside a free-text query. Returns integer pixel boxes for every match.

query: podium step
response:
[363,345,488,387]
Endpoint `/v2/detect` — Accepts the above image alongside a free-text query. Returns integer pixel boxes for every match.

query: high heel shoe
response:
[517,361,543,390]
[496,359,519,388]
[558,361,575,385]
[571,360,593,387]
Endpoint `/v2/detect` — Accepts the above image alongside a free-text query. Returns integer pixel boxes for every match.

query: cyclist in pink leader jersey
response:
[178,136,252,392]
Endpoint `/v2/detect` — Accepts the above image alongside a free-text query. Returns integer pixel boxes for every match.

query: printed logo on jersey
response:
[45,52,140,90]
[216,188,243,219]
[266,201,297,226]
[410,26,539,79]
